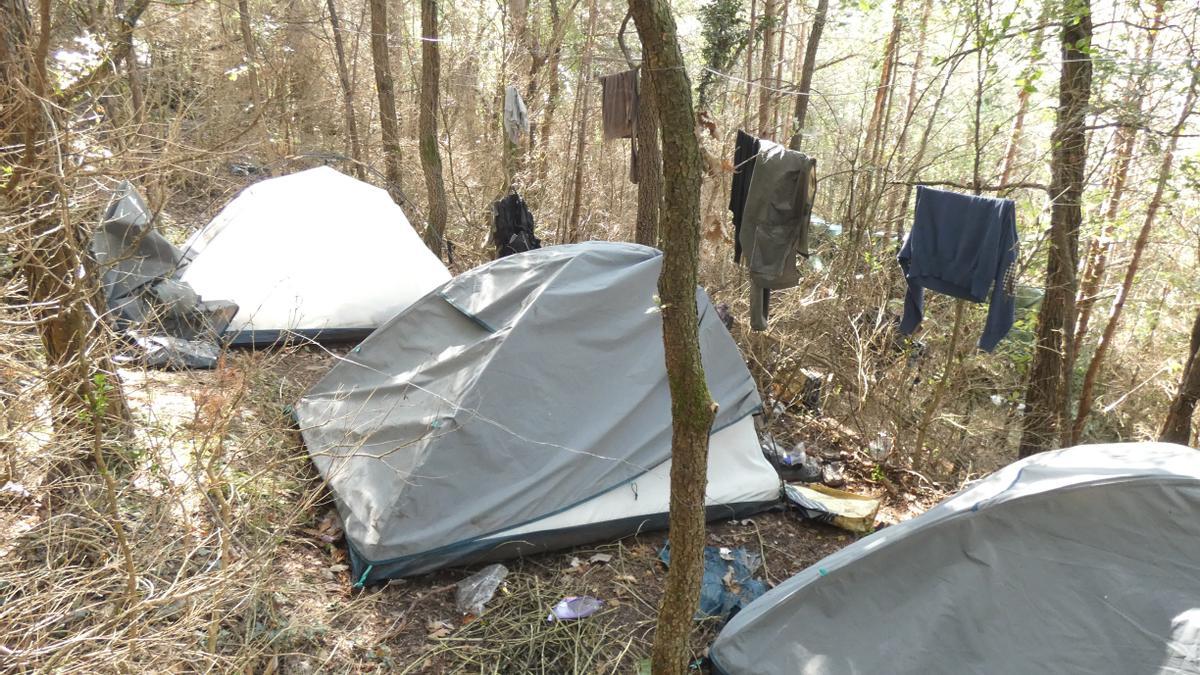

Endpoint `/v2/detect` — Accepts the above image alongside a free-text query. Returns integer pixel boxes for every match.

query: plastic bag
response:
[546,596,604,622]
[455,563,508,616]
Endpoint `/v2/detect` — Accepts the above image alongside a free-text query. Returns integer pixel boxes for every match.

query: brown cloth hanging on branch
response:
[599,68,640,183]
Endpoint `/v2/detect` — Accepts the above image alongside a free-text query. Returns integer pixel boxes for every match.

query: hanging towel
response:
[600,69,639,140]
[897,185,1018,352]
[739,140,817,330]
[504,85,530,145]
[492,192,541,258]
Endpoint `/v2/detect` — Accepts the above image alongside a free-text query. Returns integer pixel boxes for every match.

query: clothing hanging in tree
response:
[729,130,761,265]
[736,136,817,331]
[504,85,530,145]
[492,192,541,258]
[600,68,640,183]
[897,186,1018,352]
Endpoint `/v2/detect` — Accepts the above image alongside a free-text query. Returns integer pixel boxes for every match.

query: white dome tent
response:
[294,242,782,584]
[180,167,450,346]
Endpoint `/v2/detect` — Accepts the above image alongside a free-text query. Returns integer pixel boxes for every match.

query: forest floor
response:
[1,345,946,672]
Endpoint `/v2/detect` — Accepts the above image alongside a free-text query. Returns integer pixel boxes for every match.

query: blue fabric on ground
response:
[659,544,767,620]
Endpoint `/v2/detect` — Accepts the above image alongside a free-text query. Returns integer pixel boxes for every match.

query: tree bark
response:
[628,0,713,672]
[1019,1,1092,457]
[326,0,365,179]
[882,0,931,238]
[565,0,597,242]
[1071,0,1163,357]
[755,0,777,136]
[369,0,406,207]
[1,0,132,451]
[789,0,827,148]
[997,0,1051,186]
[1161,307,1200,445]
[418,0,448,258]
[236,0,262,109]
[1069,64,1198,444]
[619,11,661,247]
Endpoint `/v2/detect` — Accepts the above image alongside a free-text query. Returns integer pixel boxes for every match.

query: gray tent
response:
[711,442,1200,675]
[92,183,237,368]
[295,242,781,584]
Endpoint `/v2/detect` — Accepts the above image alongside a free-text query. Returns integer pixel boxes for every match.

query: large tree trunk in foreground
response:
[369,0,406,207]
[1069,65,1199,443]
[628,0,713,671]
[419,0,448,257]
[326,0,365,179]
[789,0,827,148]
[1161,308,1200,445]
[1019,1,1092,457]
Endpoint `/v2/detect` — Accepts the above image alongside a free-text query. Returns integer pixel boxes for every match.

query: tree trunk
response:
[770,0,788,135]
[533,0,565,191]
[789,0,827,148]
[1019,2,1092,458]
[326,0,365,179]
[1069,64,1198,444]
[369,0,406,207]
[882,0,931,238]
[419,0,448,257]
[1,0,132,453]
[628,0,713,672]
[997,0,1051,186]
[755,0,777,136]
[1071,0,1163,357]
[862,0,903,172]
[1161,307,1200,445]
[741,0,757,130]
[236,0,262,109]
[619,10,662,247]
[565,0,596,242]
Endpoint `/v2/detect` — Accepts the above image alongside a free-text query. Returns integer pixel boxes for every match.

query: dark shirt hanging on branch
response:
[492,192,541,258]
[600,68,640,183]
[729,130,761,265]
[897,186,1018,352]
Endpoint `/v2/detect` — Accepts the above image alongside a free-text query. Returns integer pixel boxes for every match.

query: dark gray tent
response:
[92,183,236,368]
[711,442,1200,675]
[295,242,781,584]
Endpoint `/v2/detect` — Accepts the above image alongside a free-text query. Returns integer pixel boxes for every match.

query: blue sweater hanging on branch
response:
[897,186,1018,352]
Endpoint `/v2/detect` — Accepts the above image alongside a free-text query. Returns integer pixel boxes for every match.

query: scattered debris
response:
[426,619,454,639]
[456,564,508,616]
[658,544,766,620]
[867,432,894,463]
[821,461,847,487]
[588,553,613,565]
[0,482,32,501]
[785,483,880,534]
[546,596,604,622]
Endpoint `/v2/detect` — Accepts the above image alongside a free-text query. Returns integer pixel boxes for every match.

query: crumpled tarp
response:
[92,182,236,368]
[659,543,767,620]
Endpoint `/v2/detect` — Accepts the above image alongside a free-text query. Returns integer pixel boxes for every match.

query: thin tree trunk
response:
[742,0,757,130]
[997,0,1051,186]
[327,0,365,178]
[1161,307,1200,445]
[566,0,597,241]
[1019,2,1092,457]
[882,0,930,237]
[1071,0,1163,357]
[629,0,713,669]
[862,0,903,171]
[369,0,406,207]
[2,0,133,450]
[419,0,448,257]
[789,0,827,149]
[1069,65,1198,443]
[533,0,566,190]
[236,0,262,109]
[755,0,777,135]
[619,11,661,247]
[770,0,788,136]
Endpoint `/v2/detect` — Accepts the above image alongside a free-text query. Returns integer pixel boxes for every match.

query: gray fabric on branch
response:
[600,68,638,139]
[711,441,1200,675]
[503,85,529,145]
[738,140,817,330]
[92,182,237,369]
